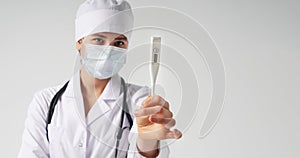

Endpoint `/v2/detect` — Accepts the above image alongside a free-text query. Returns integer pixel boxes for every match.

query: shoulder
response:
[27,83,65,118]
[126,82,151,109]
[126,82,150,98]
[33,84,62,105]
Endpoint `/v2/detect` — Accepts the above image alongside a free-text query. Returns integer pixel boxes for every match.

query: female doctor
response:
[18,0,182,157]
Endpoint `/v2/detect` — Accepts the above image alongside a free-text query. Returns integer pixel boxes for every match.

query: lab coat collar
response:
[64,70,122,101]
[63,70,123,126]
[100,73,122,101]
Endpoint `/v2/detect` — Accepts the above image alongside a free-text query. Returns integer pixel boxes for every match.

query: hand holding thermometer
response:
[150,36,161,96]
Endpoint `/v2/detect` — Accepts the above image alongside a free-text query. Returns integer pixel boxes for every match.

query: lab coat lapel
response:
[86,94,125,146]
[63,71,86,126]
[86,73,122,126]
[63,70,123,126]
[86,99,111,126]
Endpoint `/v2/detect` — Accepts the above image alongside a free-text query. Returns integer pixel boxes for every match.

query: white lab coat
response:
[18,70,169,158]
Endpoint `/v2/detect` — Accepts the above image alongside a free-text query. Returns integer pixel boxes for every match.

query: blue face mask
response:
[81,43,126,79]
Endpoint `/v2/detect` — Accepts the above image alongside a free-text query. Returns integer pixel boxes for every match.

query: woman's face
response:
[76,32,128,57]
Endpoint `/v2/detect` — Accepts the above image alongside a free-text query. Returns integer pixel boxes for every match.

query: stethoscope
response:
[46,77,133,158]
[115,77,133,157]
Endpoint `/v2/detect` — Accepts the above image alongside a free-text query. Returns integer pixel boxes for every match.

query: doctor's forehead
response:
[89,32,127,40]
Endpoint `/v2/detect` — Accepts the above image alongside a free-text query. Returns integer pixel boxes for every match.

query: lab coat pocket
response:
[48,124,64,157]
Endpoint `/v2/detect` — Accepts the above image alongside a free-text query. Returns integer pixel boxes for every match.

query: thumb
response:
[165,129,182,139]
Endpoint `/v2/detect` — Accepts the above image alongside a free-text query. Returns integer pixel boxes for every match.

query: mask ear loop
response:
[79,49,83,65]
[77,37,87,65]
[79,57,83,65]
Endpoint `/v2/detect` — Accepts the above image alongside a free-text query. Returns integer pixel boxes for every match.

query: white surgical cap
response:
[75,0,134,42]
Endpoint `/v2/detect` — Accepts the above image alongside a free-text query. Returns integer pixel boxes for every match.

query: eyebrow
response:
[115,36,127,40]
[91,34,127,40]
[91,34,107,38]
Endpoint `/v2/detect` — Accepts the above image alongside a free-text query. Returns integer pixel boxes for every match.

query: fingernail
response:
[175,130,182,139]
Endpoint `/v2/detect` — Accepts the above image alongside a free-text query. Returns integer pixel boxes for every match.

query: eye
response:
[92,38,105,45]
[114,41,126,48]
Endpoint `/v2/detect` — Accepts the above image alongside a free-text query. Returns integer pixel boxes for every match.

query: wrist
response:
[136,137,159,157]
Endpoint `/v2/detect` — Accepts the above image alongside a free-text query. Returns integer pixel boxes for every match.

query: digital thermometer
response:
[150,36,161,96]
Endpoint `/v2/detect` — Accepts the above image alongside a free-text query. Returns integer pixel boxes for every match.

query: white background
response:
[0,0,299,157]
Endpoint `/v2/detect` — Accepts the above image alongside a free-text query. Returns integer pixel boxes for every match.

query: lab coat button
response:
[78,143,83,147]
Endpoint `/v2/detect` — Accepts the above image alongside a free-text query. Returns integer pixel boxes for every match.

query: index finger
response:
[142,95,166,108]
[134,105,162,117]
